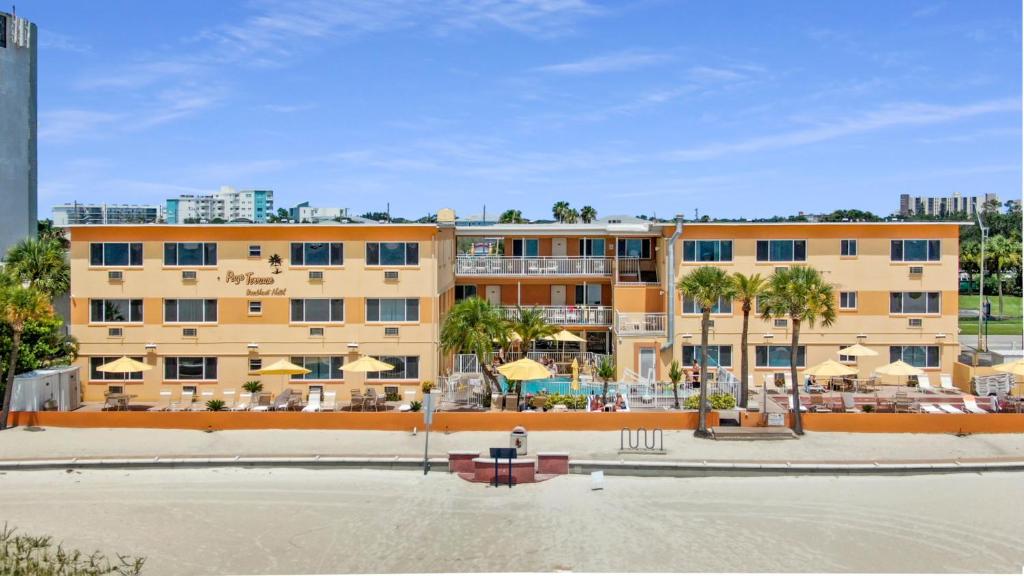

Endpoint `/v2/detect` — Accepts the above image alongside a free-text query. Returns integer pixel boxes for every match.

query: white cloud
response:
[39,30,91,53]
[536,50,672,75]
[39,110,122,144]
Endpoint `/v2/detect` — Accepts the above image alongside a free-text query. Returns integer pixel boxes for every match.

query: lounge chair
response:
[962,395,988,414]
[788,395,808,412]
[939,374,956,392]
[158,390,173,411]
[893,392,913,413]
[783,372,794,391]
[917,375,937,393]
[221,389,235,410]
[841,392,858,413]
[192,390,214,411]
[251,392,276,412]
[322,391,337,412]
[171,389,195,412]
[232,392,252,411]
[808,393,828,412]
[271,389,295,411]
[938,403,964,414]
[920,403,943,413]
[302,392,321,412]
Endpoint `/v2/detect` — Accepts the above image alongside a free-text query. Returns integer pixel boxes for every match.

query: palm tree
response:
[4,237,70,298]
[580,206,597,223]
[563,208,580,224]
[0,274,53,430]
[988,235,1021,316]
[597,356,616,405]
[668,360,684,410]
[511,307,557,352]
[499,209,526,224]
[758,266,836,435]
[440,297,510,397]
[732,272,766,409]
[552,201,570,222]
[678,266,737,437]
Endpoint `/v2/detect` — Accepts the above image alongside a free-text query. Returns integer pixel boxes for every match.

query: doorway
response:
[552,238,567,256]
[638,347,656,383]
[485,285,501,306]
[550,285,566,306]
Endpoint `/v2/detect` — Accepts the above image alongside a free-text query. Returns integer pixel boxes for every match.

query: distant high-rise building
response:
[0,11,38,259]
[52,203,164,226]
[165,186,274,223]
[289,202,348,223]
[899,192,999,217]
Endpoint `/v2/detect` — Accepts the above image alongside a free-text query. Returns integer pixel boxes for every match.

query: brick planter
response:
[447,451,480,474]
[471,457,536,484]
[537,452,569,475]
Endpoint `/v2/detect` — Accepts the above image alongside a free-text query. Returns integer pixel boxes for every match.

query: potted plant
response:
[243,380,263,395]
[409,400,422,412]
[421,380,435,393]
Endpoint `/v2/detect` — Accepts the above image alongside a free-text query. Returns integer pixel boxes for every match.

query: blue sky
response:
[28,0,1022,220]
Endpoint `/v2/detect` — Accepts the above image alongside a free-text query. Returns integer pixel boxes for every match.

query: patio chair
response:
[364,388,379,412]
[302,392,322,412]
[192,390,214,411]
[893,393,913,413]
[808,393,828,412]
[917,375,937,394]
[939,374,956,393]
[322,391,337,412]
[919,403,943,414]
[251,392,274,412]
[841,392,858,413]
[221,389,236,410]
[271,389,296,411]
[938,403,964,414]
[374,394,387,412]
[962,395,988,414]
[103,395,121,411]
[349,389,365,411]
[232,392,252,411]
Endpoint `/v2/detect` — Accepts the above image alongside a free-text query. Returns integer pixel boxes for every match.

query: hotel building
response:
[69,213,961,403]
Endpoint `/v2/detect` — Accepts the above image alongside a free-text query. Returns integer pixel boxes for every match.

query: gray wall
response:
[0,13,38,259]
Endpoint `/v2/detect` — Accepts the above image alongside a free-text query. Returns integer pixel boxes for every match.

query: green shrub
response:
[385,391,400,402]
[242,380,263,394]
[0,524,144,575]
[409,400,422,412]
[541,393,588,410]
[206,399,226,411]
[683,393,736,410]
[861,404,875,413]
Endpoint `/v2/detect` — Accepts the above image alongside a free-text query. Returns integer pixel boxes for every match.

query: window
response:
[891,240,940,262]
[366,242,419,266]
[90,356,145,381]
[0,15,5,48]
[839,291,858,310]
[164,357,218,380]
[510,239,539,257]
[575,284,602,306]
[366,299,419,322]
[890,292,941,314]
[840,239,858,257]
[164,299,218,323]
[889,345,940,368]
[682,295,732,314]
[617,238,652,259]
[90,243,143,267]
[164,242,217,266]
[756,240,806,262]
[289,356,344,380]
[291,242,343,266]
[248,245,262,257]
[248,301,262,314]
[454,285,477,301]
[681,345,732,367]
[367,356,420,380]
[683,240,733,262]
[249,358,263,372]
[90,299,143,323]
[755,345,807,368]
[290,299,344,322]
[579,238,606,257]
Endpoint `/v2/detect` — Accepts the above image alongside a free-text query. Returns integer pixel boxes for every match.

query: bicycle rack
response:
[619,427,666,454]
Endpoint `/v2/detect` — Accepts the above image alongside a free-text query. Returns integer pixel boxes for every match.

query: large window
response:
[90,299,143,323]
[90,243,143,267]
[164,299,218,323]
[755,345,806,368]
[682,295,732,314]
[683,240,733,262]
[164,242,217,266]
[756,240,806,262]
[682,345,732,367]
[90,356,145,381]
[290,299,344,322]
[366,356,420,380]
[510,239,539,257]
[454,285,477,301]
[889,292,941,314]
[289,356,344,380]
[164,357,218,380]
[366,298,419,322]
[617,238,652,259]
[291,242,343,266]
[840,239,858,257]
[575,284,602,306]
[579,238,606,257]
[890,345,940,368]
[891,240,940,262]
[366,242,419,266]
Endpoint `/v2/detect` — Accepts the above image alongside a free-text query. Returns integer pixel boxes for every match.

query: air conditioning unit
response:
[182,270,197,281]
[308,270,324,281]
[909,266,924,276]
[908,318,923,328]
[309,327,324,337]
[384,326,399,336]
[107,327,123,337]
[774,319,788,328]
[384,270,400,281]
[107,270,124,282]
[182,327,198,338]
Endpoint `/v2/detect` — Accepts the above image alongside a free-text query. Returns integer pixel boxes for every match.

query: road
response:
[0,468,1021,574]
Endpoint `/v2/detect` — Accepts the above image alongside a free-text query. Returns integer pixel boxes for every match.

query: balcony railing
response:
[616,312,668,336]
[456,256,613,276]
[497,305,612,326]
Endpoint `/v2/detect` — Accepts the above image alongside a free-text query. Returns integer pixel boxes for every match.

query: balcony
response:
[456,256,613,277]
[616,312,667,336]
[497,305,613,326]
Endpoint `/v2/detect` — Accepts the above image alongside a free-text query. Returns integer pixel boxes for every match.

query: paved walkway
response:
[1,426,1023,464]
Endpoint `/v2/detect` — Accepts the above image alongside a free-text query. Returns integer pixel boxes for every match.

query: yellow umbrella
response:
[804,359,858,378]
[493,331,523,343]
[498,358,552,381]
[545,330,586,343]
[874,360,924,377]
[96,356,153,374]
[571,358,580,391]
[341,356,395,373]
[256,359,311,394]
[837,344,878,357]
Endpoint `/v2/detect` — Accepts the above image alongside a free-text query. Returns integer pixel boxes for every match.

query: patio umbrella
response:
[498,358,552,381]
[804,359,858,378]
[837,344,878,357]
[874,360,924,387]
[96,356,152,408]
[341,356,395,373]
[545,329,586,343]
[570,358,580,391]
[256,359,311,394]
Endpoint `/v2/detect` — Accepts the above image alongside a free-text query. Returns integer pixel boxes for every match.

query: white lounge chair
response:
[919,403,943,414]
[788,395,808,412]
[939,374,956,392]
[232,392,252,411]
[192,390,214,411]
[917,375,937,394]
[221,389,235,410]
[322,391,337,412]
[158,390,173,411]
[302,392,322,412]
[938,403,964,414]
[171,389,195,411]
[962,395,988,414]
[783,372,794,391]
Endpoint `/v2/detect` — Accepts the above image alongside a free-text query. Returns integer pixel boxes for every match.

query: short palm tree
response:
[678,266,737,437]
[440,297,509,397]
[597,356,616,405]
[552,201,570,222]
[668,360,684,410]
[0,275,53,431]
[4,237,70,298]
[988,235,1021,316]
[732,272,766,409]
[563,208,580,224]
[580,206,597,223]
[758,266,836,435]
[511,307,557,352]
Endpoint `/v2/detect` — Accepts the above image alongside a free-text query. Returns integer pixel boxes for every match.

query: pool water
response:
[499,376,608,396]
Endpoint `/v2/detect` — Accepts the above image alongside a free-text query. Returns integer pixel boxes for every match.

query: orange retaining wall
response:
[7,410,710,432]
[801,413,1024,434]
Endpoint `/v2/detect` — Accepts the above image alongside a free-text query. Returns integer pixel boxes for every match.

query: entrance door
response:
[638,348,656,383]
[550,285,566,306]
[485,285,501,306]
[552,238,567,256]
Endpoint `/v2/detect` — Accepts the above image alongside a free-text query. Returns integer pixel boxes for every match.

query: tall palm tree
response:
[678,266,737,437]
[552,201,570,222]
[499,209,526,224]
[511,307,558,352]
[597,356,616,405]
[0,274,53,430]
[440,297,510,398]
[4,237,70,298]
[987,235,1021,316]
[732,272,766,409]
[758,266,836,435]
[563,208,580,224]
[580,206,597,223]
[668,360,684,410]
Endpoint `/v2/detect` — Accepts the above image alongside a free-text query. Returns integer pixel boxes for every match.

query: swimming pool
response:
[499,376,610,396]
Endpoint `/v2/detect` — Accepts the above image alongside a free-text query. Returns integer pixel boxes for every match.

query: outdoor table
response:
[107,393,137,411]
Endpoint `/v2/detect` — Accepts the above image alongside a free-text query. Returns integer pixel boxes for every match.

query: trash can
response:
[510,426,528,456]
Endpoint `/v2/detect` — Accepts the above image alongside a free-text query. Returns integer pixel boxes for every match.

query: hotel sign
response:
[225,271,286,296]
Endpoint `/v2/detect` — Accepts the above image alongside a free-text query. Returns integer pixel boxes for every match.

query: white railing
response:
[616,257,659,284]
[497,305,613,326]
[456,256,613,276]
[615,312,667,336]
[455,354,480,374]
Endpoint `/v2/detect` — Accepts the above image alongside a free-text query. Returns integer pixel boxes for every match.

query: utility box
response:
[10,366,81,412]
[510,426,528,455]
